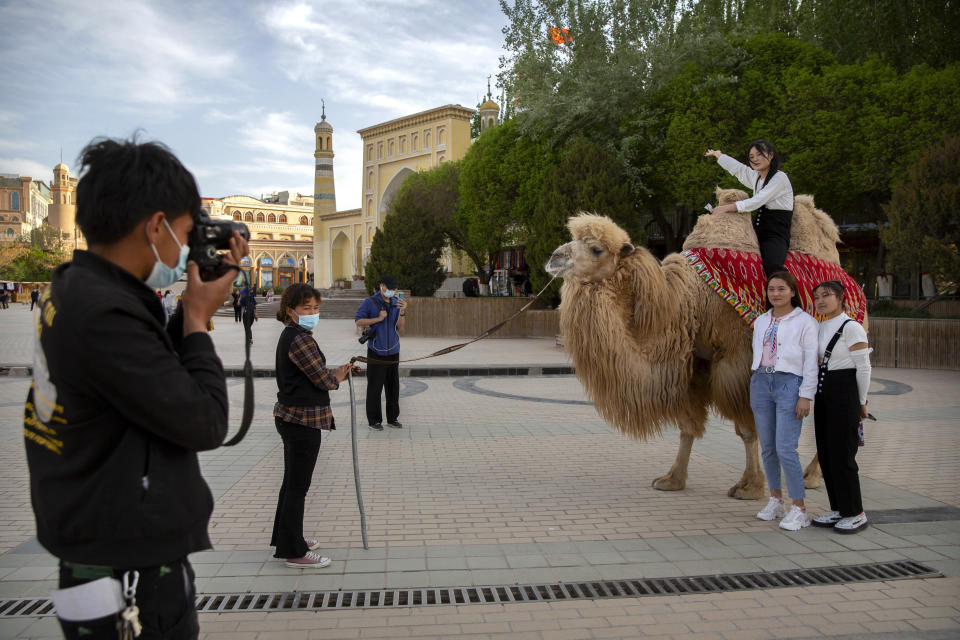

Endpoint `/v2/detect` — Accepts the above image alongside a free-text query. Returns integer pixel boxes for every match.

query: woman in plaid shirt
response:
[271,284,352,568]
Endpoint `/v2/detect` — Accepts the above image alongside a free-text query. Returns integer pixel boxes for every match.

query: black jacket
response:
[24,250,229,567]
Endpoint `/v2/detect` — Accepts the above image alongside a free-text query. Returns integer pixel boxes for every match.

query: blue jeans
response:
[750,371,805,500]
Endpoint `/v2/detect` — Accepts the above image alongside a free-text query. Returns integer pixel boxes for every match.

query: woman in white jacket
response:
[811,280,872,534]
[750,271,819,531]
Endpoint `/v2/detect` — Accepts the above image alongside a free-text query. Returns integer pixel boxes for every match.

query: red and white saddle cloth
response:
[681,248,866,327]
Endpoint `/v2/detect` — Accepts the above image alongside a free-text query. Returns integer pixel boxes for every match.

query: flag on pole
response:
[549,26,572,45]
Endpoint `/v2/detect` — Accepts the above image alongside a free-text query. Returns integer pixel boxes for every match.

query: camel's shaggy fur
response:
[682,188,841,266]
[550,202,851,497]
[551,213,763,498]
[791,195,840,264]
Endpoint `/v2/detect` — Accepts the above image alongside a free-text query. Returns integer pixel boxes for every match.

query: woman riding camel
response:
[705,140,794,279]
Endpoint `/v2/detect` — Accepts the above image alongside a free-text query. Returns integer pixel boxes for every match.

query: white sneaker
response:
[779,505,811,531]
[811,511,841,528]
[757,497,786,521]
[834,512,868,534]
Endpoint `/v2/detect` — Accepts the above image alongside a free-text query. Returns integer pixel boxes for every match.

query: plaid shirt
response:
[273,323,339,430]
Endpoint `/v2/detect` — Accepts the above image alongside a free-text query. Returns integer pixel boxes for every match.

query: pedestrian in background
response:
[231,288,241,323]
[811,280,872,534]
[30,287,40,311]
[272,283,351,568]
[240,286,258,345]
[163,289,177,323]
[750,271,818,531]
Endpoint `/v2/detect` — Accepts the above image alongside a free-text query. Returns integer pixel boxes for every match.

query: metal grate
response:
[0,560,942,617]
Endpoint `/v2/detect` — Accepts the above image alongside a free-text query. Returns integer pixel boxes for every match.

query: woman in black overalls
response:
[705,140,794,279]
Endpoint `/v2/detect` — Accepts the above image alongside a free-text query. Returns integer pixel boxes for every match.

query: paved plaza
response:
[0,302,958,639]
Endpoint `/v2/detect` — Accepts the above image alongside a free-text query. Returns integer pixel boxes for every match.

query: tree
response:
[880,136,960,293]
[364,178,448,297]
[457,118,557,280]
[528,137,639,300]
[0,225,69,282]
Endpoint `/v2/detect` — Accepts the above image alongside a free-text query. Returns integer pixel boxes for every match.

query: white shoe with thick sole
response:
[834,512,868,534]
[757,497,786,521]
[779,505,811,531]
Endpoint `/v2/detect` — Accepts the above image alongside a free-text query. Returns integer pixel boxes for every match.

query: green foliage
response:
[880,136,960,293]
[364,172,449,297]
[457,119,557,278]
[0,225,69,282]
[528,137,640,301]
[496,1,960,254]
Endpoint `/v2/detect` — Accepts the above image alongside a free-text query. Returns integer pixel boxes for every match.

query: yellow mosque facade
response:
[312,103,479,289]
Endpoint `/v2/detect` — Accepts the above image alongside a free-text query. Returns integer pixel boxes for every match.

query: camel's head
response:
[546,213,635,282]
[716,187,749,205]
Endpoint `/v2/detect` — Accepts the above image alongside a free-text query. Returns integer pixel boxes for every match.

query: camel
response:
[546,190,848,498]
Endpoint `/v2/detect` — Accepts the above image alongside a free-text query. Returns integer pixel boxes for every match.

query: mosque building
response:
[200,96,499,291]
[7,96,499,292]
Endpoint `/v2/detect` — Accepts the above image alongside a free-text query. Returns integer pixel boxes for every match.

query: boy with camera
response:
[23,137,248,639]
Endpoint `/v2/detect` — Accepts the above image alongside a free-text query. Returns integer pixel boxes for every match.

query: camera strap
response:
[221,274,254,447]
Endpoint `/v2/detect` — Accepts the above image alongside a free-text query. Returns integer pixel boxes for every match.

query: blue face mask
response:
[383,289,396,298]
[145,218,189,289]
[297,313,320,331]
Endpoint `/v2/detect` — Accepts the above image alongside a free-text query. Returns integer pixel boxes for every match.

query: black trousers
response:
[233,305,241,322]
[242,309,254,343]
[271,418,323,559]
[365,349,399,425]
[753,207,793,279]
[814,369,863,517]
[56,558,197,639]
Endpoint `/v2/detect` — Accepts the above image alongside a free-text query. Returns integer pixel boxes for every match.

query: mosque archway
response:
[331,231,351,282]
[379,168,416,218]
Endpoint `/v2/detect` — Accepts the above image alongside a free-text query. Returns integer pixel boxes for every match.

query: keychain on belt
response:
[119,571,142,639]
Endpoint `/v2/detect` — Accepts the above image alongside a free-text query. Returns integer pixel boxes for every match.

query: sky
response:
[0,0,510,210]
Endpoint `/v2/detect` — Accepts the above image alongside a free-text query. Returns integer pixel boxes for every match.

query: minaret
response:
[48,162,78,245]
[312,102,336,287]
[478,77,500,133]
[313,101,336,214]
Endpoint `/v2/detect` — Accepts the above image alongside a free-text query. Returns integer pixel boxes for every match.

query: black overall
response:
[753,209,792,279]
[752,174,793,279]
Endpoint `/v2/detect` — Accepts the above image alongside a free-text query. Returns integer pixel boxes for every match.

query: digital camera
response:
[358,327,375,344]
[188,213,250,281]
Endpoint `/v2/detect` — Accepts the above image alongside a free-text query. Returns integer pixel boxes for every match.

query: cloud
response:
[258,0,507,115]
[0,157,56,181]
[1,0,237,108]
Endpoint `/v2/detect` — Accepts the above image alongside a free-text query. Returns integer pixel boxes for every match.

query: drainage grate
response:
[0,561,941,617]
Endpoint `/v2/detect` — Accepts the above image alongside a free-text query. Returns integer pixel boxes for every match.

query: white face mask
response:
[145,218,189,289]
[382,289,395,298]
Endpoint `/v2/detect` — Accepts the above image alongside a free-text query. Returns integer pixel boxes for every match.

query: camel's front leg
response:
[727,418,766,499]
[652,431,694,491]
[803,453,822,489]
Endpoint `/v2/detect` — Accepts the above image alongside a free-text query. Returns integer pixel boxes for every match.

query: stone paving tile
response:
[2,304,960,638]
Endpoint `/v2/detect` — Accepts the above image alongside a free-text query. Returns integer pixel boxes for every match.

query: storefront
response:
[278,256,296,289]
[259,257,273,289]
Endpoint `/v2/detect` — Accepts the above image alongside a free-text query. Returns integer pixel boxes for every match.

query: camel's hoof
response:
[729,484,765,500]
[803,475,822,489]
[652,475,685,491]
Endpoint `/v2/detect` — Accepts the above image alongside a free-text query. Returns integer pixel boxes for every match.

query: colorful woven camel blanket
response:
[681,248,866,327]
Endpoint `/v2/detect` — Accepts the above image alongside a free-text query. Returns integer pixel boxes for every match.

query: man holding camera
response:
[23,137,248,639]
[355,275,407,430]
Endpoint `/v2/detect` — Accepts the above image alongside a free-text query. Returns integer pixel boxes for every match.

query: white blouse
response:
[718,154,794,212]
[751,307,819,400]
[818,313,869,370]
